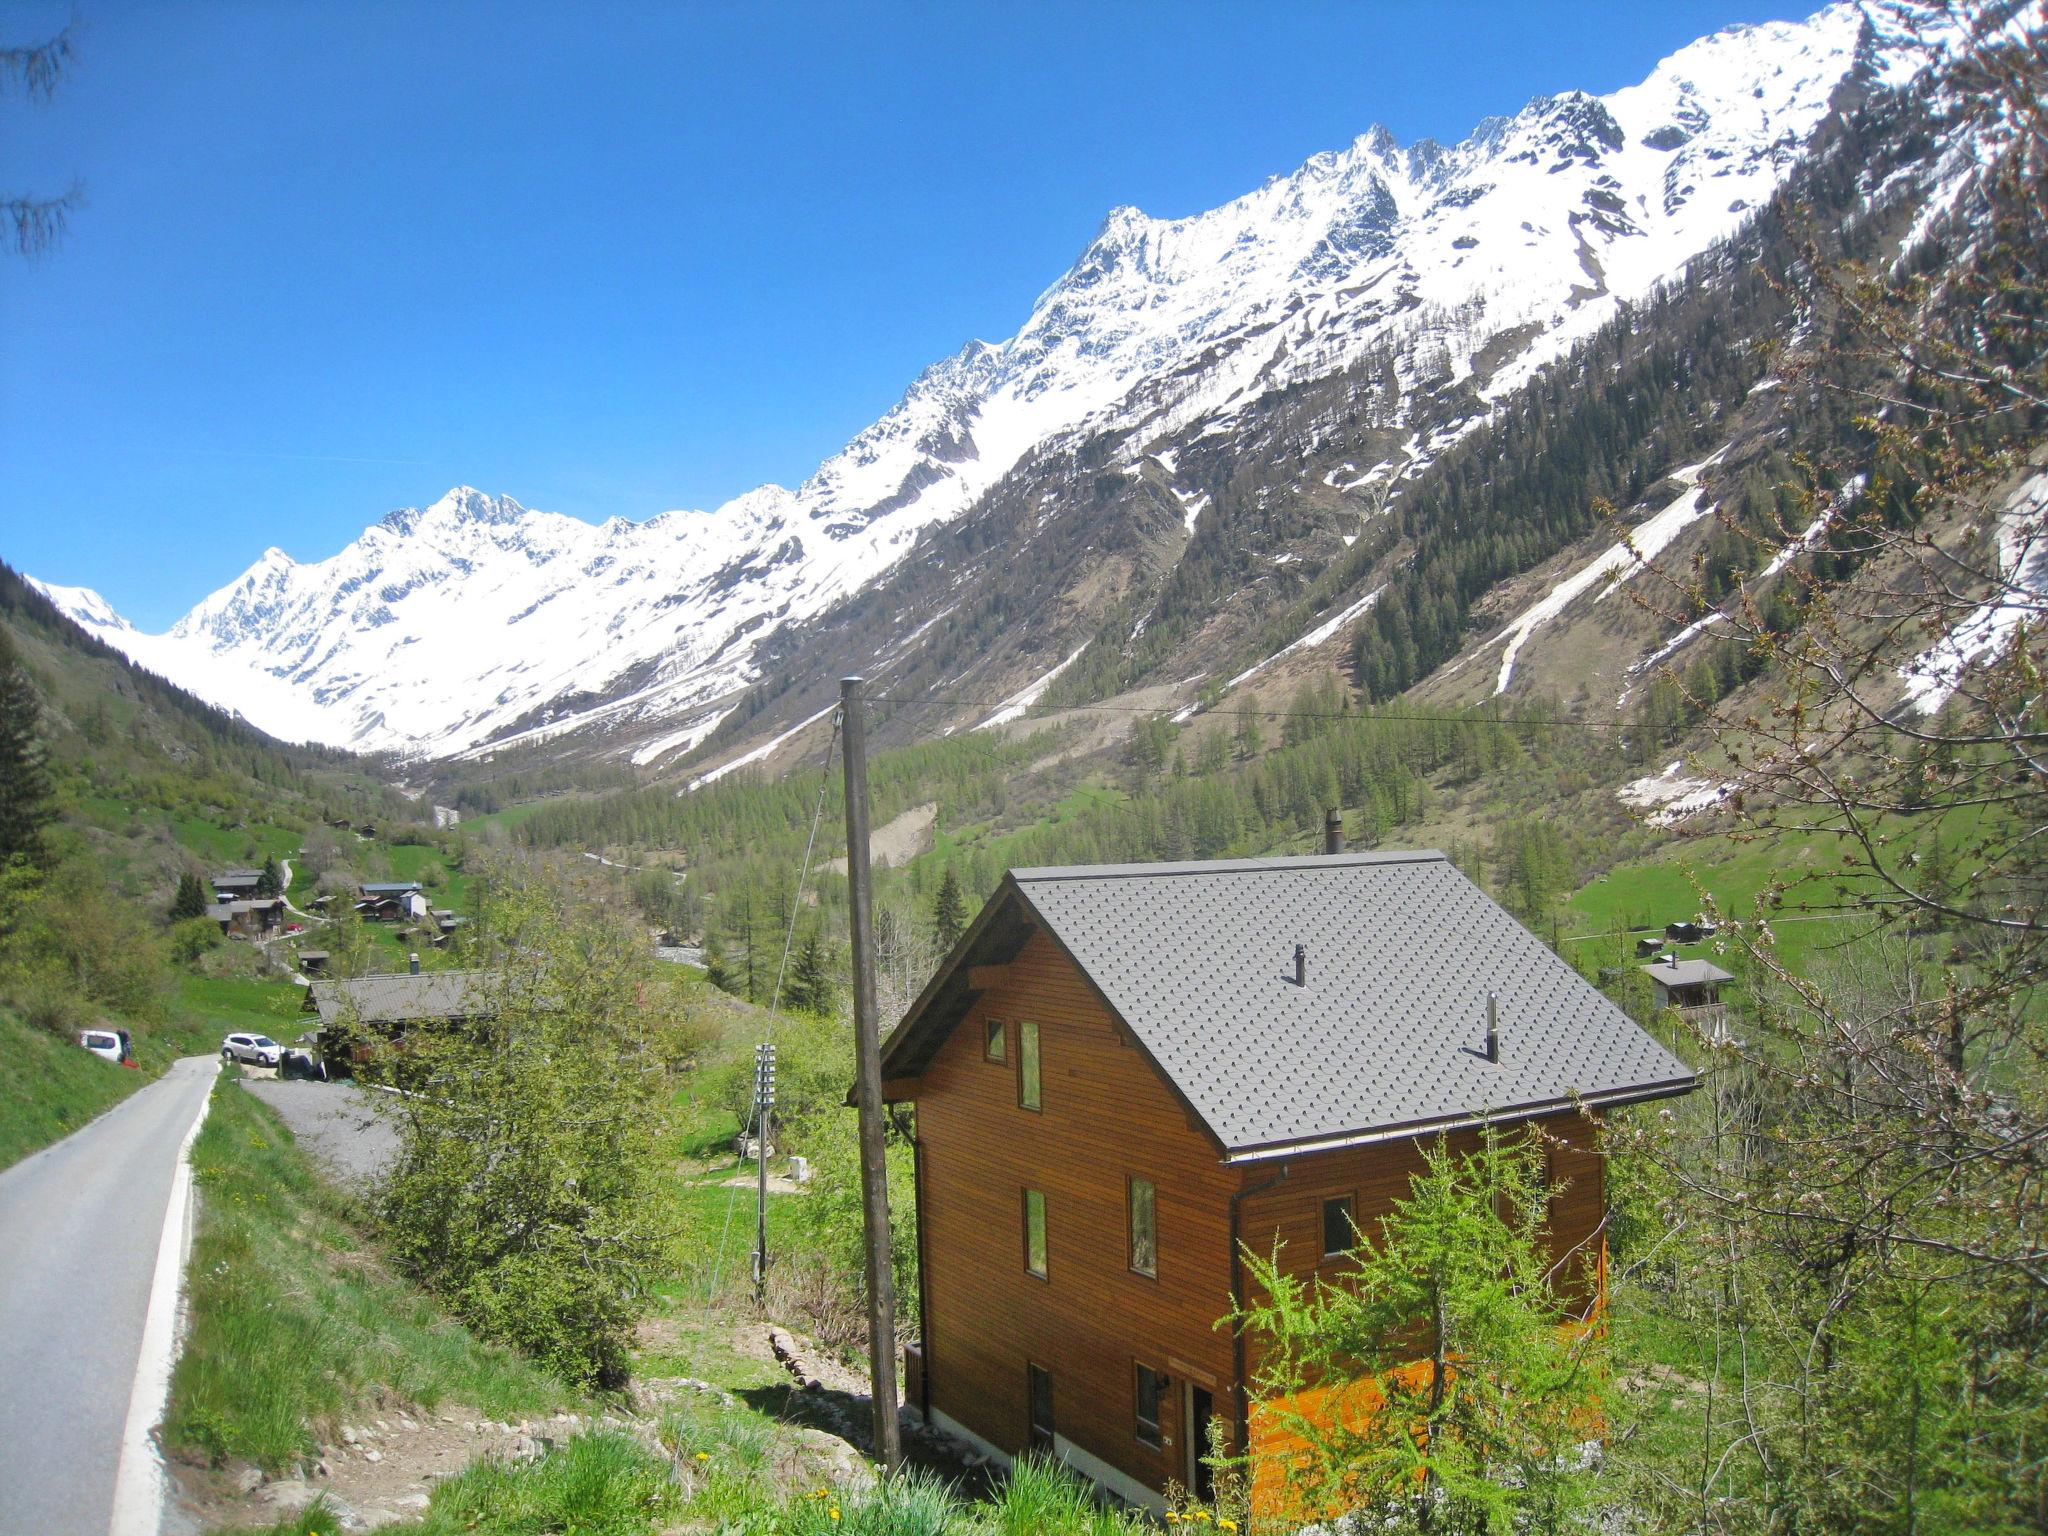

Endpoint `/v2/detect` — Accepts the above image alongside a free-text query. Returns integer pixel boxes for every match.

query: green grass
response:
[0,1006,145,1169]
[1563,827,1880,982]
[460,802,548,836]
[169,814,303,869]
[164,1079,570,1473]
[377,843,471,908]
[170,974,309,1046]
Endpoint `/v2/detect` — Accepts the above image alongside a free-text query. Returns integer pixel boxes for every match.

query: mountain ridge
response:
[32,1,1977,765]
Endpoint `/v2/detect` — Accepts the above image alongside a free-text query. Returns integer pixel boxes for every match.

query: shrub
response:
[13,973,89,1036]
[168,915,223,964]
[373,862,668,1390]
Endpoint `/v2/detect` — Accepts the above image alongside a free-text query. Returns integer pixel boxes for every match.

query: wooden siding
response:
[909,927,1612,1504]
[915,926,1241,1497]
[1237,1114,1606,1306]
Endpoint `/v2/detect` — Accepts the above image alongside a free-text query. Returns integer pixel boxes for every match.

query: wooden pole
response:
[840,676,902,1472]
[754,1042,774,1306]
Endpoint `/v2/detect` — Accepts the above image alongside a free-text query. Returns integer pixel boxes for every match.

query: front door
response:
[1028,1362,1054,1454]
[1186,1383,1216,1503]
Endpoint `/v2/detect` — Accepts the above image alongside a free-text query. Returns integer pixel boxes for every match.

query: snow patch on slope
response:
[1900,472,2048,713]
[977,644,1090,729]
[1494,468,1715,694]
[1220,586,1387,696]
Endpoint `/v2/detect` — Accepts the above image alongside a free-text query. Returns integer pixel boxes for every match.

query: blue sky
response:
[5,0,1819,628]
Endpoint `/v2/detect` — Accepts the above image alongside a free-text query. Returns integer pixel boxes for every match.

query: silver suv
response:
[221,1032,281,1067]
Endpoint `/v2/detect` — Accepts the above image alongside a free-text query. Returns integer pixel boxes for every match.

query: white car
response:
[79,1029,128,1064]
[221,1032,282,1068]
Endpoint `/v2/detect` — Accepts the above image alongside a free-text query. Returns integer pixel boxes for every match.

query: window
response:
[1017,1020,1041,1111]
[1129,1176,1157,1277]
[1134,1364,1166,1449]
[1023,1188,1048,1278]
[984,1017,1007,1063]
[1028,1363,1054,1450]
[1321,1195,1356,1259]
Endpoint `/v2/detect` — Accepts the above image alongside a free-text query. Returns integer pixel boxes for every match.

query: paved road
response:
[0,1055,218,1536]
[237,1079,397,1188]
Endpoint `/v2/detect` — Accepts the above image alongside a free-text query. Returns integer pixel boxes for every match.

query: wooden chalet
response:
[355,881,425,923]
[210,869,264,901]
[207,897,285,938]
[303,965,496,1066]
[1641,955,1735,1040]
[879,851,1695,1513]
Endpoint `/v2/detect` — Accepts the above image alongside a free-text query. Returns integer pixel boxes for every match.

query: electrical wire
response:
[705,712,841,1301]
[862,690,1644,733]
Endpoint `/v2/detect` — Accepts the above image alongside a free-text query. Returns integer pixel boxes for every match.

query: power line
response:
[706,713,841,1303]
[862,689,1642,733]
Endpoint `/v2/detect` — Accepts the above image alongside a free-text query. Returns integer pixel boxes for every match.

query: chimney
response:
[1324,807,1344,855]
[1485,991,1500,1064]
[409,952,421,975]
[1293,943,1307,987]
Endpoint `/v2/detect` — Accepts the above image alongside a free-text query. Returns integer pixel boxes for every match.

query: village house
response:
[1640,955,1735,1041]
[303,960,495,1066]
[210,869,265,901]
[206,896,285,938]
[355,880,427,923]
[878,849,1694,1513]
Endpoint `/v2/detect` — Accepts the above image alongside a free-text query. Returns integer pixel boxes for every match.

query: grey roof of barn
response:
[304,970,496,1029]
[1642,958,1735,987]
[881,851,1696,1161]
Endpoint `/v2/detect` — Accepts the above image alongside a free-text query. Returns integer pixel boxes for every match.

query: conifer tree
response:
[930,867,967,955]
[256,853,283,898]
[786,924,835,1017]
[169,871,209,921]
[0,629,53,868]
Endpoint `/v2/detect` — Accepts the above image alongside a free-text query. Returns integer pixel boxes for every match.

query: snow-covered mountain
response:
[31,3,1972,761]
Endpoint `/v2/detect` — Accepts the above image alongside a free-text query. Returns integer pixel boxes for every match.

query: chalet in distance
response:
[355,880,427,923]
[879,849,1694,1513]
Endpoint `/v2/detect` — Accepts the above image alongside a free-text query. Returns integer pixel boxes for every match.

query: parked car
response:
[221,1032,282,1067]
[80,1029,130,1064]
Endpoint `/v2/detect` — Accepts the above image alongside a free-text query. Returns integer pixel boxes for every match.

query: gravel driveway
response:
[238,1078,399,1188]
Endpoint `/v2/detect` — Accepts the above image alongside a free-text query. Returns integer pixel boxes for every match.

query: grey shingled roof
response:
[1642,958,1734,987]
[306,970,495,1029]
[885,851,1694,1159]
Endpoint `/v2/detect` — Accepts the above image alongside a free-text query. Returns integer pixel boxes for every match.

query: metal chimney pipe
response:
[1485,991,1499,1064]
[1294,943,1307,987]
[409,952,421,975]
[1324,808,1344,855]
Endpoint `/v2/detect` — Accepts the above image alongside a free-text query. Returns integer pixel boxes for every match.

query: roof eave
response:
[1219,1075,1701,1164]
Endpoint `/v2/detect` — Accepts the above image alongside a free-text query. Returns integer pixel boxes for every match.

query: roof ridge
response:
[1012,850,1447,882]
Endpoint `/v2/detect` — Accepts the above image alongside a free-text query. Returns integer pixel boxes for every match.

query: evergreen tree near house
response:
[785,924,835,1017]
[930,867,967,955]
[0,628,53,868]
[169,871,209,922]
[256,854,283,899]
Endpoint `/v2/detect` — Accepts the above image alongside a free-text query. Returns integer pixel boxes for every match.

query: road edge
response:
[109,1059,220,1536]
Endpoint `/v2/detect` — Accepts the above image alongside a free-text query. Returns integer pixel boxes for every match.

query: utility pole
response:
[840,676,902,1473]
[752,1041,775,1306]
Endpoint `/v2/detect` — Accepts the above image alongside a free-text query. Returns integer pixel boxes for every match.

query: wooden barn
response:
[878,850,1694,1512]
